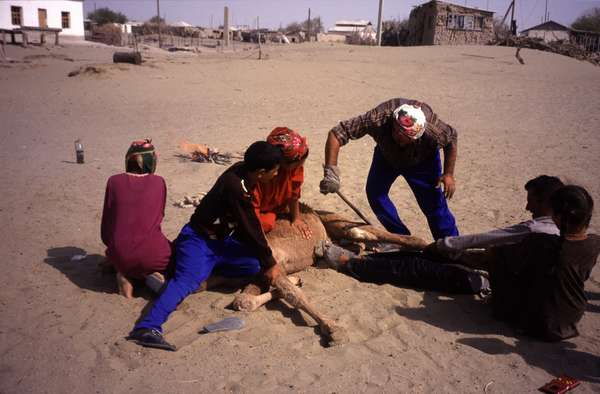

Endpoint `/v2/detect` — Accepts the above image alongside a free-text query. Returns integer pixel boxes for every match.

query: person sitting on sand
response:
[315,175,564,299]
[320,98,459,240]
[320,184,600,341]
[427,175,564,259]
[101,139,171,298]
[484,184,600,341]
[252,127,312,239]
[127,141,286,351]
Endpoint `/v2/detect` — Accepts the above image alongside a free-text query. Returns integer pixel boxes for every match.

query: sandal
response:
[127,328,176,351]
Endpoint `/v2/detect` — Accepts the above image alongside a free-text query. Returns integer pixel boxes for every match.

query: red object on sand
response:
[539,375,580,394]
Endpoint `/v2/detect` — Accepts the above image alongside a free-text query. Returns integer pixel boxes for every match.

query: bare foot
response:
[116,272,134,299]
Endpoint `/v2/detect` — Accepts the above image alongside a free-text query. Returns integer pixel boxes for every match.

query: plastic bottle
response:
[74,139,84,164]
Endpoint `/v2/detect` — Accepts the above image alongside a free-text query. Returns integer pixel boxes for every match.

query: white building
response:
[328,20,376,40]
[520,20,570,43]
[1,0,84,37]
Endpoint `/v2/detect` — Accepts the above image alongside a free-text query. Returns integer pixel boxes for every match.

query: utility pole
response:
[224,6,230,47]
[257,16,262,59]
[307,8,311,42]
[510,0,516,36]
[156,0,162,48]
[376,0,384,46]
[544,0,548,22]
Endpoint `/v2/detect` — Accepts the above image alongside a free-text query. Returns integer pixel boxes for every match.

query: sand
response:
[1,40,599,393]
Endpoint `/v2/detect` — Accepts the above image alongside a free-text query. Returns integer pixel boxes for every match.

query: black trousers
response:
[346,251,476,294]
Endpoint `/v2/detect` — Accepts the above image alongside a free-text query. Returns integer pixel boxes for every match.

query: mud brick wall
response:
[408,1,494,46]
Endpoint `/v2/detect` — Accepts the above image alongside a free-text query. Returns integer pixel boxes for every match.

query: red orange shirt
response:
[252,166,304,232]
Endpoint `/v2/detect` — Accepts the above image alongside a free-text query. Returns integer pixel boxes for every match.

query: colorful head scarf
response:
[125,139,157,174]
[393,104,427,140]
[267,127,309,162]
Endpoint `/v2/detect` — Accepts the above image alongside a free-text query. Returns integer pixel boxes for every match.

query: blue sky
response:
[83,0,600,30]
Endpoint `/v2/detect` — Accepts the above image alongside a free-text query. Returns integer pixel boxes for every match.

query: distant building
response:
[519,20,600,53]
[328,20,376,41]
[0,0,84,37]
[520,21,570,43]
[407,0,494,45]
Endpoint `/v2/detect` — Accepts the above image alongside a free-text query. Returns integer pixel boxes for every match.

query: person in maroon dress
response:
[101,139,171,298]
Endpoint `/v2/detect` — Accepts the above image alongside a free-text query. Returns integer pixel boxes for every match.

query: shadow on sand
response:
[458,337,600,384]
[264,299,329,346]
[397,291,600,383]
[45,246,116,294]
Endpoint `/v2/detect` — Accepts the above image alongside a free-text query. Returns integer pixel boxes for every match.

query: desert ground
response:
[1,39,599,393]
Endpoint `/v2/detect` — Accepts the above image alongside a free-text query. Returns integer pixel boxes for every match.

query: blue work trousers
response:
[135,224,261,331]
[365,147,459,240]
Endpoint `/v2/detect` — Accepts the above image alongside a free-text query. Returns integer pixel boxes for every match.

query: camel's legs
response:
[347,226,429,249]
[232,291,276,312]
[233,276,302,312]
[272,275,348,347]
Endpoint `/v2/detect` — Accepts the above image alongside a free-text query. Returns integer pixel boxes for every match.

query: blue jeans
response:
[365,147,458,240]
[134,224,261,331]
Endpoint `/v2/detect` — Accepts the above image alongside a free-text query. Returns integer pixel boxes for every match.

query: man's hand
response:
[319,165,341,194]
[263,263,284,286]
[437,174,455,199]
[292,218,313,239]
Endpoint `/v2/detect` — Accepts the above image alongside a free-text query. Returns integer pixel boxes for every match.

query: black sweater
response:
[189,162,276,269]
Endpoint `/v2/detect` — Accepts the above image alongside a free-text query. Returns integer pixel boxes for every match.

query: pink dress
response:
[101,173,171,279]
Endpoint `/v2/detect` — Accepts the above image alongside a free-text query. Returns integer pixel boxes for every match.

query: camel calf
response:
[231,206,427,346]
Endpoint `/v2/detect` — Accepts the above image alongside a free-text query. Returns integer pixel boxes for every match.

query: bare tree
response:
[381,18,409,46]
[493,17,511,39]
[572,8,600,32]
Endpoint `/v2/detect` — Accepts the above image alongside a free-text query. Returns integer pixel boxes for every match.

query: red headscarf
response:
[266,127,308,162]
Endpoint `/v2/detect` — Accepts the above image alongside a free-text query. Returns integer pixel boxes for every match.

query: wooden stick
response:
[336,190,372,225]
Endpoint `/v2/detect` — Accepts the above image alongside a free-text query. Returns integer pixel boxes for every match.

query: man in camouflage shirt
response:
[320,98,459,239]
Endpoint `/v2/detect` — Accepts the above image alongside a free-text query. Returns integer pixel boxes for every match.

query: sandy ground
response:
[1,40,599,393]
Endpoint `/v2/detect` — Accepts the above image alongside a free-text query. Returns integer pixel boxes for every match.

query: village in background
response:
[1,0,599,63]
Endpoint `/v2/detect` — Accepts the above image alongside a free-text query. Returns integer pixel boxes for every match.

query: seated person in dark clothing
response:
[127,141,285,351]
[486,185,600,341]
[317,176,564,297]
[319,185,600,342]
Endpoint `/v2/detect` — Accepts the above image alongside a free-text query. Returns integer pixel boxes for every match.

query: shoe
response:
[127,328,176,351]
[467,272,492,298]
